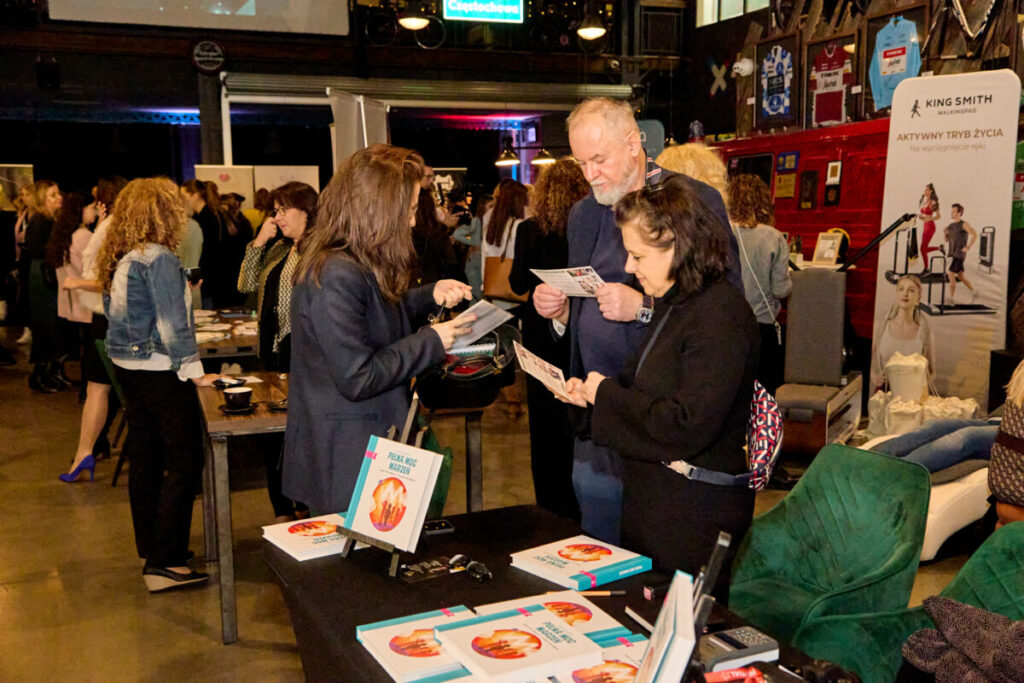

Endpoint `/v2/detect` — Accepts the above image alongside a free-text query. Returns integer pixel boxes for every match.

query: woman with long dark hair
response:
[564,175,759,599]
[509,159,590,521]
[25,180,64,392]
[182,179,234,307]
[282,145,474,514]
[96,177,222,590]
[412,187,461,286]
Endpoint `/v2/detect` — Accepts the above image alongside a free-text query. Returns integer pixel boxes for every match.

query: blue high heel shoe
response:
[59,455,96,483]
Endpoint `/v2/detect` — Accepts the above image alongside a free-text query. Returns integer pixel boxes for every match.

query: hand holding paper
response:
[514,341,573,402]
[530,266,606,298]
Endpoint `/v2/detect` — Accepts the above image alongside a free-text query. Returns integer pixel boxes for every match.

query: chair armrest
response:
[730,504,794,584]
[793,607,932,683]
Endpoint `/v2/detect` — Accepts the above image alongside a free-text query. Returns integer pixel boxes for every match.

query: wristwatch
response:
[635,295,654,324]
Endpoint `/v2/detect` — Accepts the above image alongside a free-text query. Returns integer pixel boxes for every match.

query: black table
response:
[264,505,838,681]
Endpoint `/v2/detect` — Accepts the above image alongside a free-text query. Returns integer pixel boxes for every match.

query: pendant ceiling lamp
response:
[495,136,520,167]
[577,4,606,41]
[530,148,556,165]
[399,2,430,31]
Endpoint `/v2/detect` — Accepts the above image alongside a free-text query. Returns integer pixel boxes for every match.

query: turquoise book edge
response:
[434,604,544,634]
[342,434,379,530]
[591,631,648,648]
[567,556,652,588]
[412,666,471,683]
[355,605,471,638]
[650,569,693,683]
[585,626,633,643]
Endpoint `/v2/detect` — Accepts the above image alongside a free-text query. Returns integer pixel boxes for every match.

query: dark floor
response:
[0,325,964,681]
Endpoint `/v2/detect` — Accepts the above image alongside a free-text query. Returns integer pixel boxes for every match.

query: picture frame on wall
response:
[862,3,929,117]
[755,33,801,131]
[804,33,859,128]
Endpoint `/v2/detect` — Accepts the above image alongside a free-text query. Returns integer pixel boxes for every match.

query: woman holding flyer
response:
[282,145,474,515]
[564,176,759,599]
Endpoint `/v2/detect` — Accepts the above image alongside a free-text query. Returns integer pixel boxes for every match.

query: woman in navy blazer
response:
[282,145,473,514]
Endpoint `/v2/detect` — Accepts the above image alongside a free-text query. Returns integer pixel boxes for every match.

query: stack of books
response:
[356,606,476,683]
[509,535,652,589]
[434,604,603,682]
[261,513,349,561]
[552,634,649,683]
[342,435,444,554]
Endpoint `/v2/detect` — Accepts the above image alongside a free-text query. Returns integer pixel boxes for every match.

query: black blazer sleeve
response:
[403,281,440,325]
[309,262,445,403]
[591,286,755,466]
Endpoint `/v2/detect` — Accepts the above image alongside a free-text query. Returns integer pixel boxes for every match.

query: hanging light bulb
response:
[664,136,680,148]
[495,136,521,167]
[399,2,430,31]
[531,148,556,165]
[577,4,606,40]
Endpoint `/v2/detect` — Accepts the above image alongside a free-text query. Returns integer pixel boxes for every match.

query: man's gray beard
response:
[591,160,642,206]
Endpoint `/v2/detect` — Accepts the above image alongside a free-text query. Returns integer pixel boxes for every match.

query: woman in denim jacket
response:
[95,178,221,593]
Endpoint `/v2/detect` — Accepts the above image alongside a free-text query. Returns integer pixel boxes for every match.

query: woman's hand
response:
[192,373,225,387]
[432,279,473,307]
[431,315,475,350]
[561,377,589,407]
[533,283,569,325]
[582,371,606,404]
[95,202,108,222]
[253,217,278,248]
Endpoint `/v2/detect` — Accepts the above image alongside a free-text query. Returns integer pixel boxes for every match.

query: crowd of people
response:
[10,96,1019,604]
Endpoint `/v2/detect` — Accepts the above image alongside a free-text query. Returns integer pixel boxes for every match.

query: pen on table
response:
[548,590,626,597]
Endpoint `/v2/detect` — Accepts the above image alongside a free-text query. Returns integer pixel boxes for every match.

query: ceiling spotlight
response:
[531,148,556,165]
[399,3,430,31]
[577,10,606,40]
[495,137,521,167]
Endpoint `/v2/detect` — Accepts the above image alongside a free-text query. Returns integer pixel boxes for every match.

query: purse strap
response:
[635,306,672,378]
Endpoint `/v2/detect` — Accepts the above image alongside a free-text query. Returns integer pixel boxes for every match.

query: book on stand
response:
[356,606,476,682]
[509,535,652,590]
[434,604,603,683]
[342,435,443,553]
[261,513,350,561]
[634,570,697,683]
[473,590,630,642]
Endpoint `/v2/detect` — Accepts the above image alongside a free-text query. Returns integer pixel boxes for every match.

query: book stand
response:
[336,527,402,578]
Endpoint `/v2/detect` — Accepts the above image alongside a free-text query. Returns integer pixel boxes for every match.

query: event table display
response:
[195,308,259,360]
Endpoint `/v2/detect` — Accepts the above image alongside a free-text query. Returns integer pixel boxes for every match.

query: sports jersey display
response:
[760,44,794,118]
[810,42,854,126]
[868,16,922,110]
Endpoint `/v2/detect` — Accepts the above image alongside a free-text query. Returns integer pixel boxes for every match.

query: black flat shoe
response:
[142,566,209,592]
[28,374,59,394]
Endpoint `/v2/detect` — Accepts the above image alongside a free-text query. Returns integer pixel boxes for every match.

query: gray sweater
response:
[732,223,793,324]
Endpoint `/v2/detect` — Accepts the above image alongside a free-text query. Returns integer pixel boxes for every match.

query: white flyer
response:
[514,341,570,400]
[451,300,514,349]
[529,266,606,297]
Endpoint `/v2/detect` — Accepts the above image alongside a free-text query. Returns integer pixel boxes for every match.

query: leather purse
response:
[416,323,520,411]
[482,224,528,303]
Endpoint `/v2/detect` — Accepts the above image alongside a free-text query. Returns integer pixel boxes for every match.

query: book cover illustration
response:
[510,535,652,590]
[356,606,474,682]
[261,513,350,561]
[435,605,602,683]
[343,435,442,553]
[474,590,629,640]
[553,636,649,683]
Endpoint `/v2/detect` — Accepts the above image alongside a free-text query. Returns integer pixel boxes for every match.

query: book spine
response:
[569,557,652,589]
[410,666,472,683]
[342,435,380,530]
[356,605,470,635]
[434,606,541,634]
[585,626,633,644]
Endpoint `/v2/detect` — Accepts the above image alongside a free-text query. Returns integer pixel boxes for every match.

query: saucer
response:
[213,378,245,389]
[267,399,288,412]
[218,403,256,415]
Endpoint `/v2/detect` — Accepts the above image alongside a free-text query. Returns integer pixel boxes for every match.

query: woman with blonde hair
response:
[282,144,473,514]
[508,158,591,521]
[655,143,730,208]
[871,273,935,393]
[97,177,221,591]
[728,173,792,393]
[24,179,64,392]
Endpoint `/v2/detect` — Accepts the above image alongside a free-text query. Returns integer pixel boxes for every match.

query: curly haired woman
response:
[97,177,222,592]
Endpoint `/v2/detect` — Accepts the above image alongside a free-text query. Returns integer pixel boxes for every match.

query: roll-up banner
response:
[328,90,389,170]
[871,70,1021,410]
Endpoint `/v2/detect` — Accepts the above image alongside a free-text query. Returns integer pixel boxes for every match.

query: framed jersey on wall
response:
[804,33,859,129]
[755,33,801,132]
[863,3,929,117]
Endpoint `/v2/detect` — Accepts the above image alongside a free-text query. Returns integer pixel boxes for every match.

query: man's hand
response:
[561,377,589,407]
[595,283,644,322]
[432,279,473,307]
[534,283,569,325]
[582,371,606,404]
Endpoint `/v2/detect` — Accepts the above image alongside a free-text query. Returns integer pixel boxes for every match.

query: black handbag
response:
[416,323,520,411]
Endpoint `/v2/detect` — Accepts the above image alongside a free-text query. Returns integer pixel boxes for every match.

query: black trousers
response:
[115,367,204,567]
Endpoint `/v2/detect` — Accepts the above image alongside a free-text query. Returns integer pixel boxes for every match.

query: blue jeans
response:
[572,438,623,545]
[874,418,1000,472]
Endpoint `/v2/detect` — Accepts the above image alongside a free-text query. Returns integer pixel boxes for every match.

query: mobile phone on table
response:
[423,519,455,535]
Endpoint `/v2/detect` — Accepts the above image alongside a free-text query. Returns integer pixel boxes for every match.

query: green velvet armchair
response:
[791,522,1024,683]
[729,444,931,645]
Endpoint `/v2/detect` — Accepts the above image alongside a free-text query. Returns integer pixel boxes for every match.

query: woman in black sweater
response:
[509,159,590,521]
[565,175,759,600]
